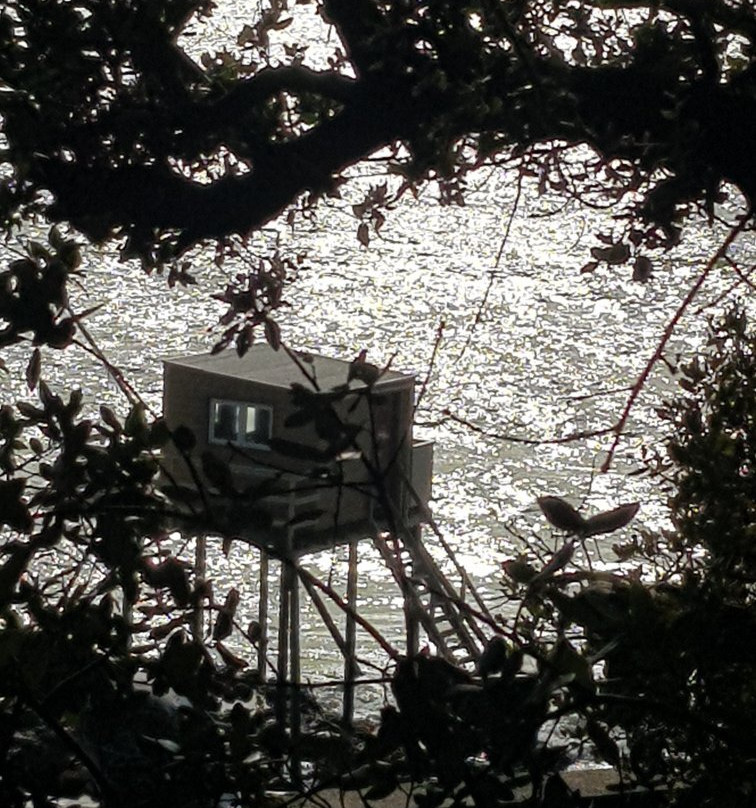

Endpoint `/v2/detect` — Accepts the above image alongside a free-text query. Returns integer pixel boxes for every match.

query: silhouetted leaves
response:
[633,255,653,282]
[537,495,586,533]
[590,242,630,266]
[537,495,639,537]
[0,480,31,533]
[25,349,41,391]
[583,502,640,537]
[213,587,240,642]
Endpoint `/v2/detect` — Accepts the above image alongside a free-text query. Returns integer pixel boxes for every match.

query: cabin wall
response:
[164,365,412,469]
[331,384,415,519]
[162,362,419,550]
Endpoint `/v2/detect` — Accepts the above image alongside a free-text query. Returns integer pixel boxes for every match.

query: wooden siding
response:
[161,348,428,554]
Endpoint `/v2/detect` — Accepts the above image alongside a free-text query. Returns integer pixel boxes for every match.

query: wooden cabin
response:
[161,345,434,555]
[161,347,489,730]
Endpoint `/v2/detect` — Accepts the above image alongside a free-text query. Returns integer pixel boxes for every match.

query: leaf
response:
[268,438,330,462]
[357,222,370,247]
[0,541,35,606]
[502,556,538,583]
[171,425,196,453]
[75,303,105,321]
[48,225,65,250]
[99,404,122,433]
[39,384,58,413]
[142,558,191,606]
[632,255,653,282]
[0,479,32,532]
[16,401,44,420]
[537,496,586,533]
[583,502,640,537]
[284,407,317,428]
[285,508,325,527]
[215,641,248,669]
[552,638,594,692]
[580,261,599,274]
[590,242,630,265]
[223,588,240,615]
[150,738,182,754]
[212,610,233,642]
[26,349,41,392]
[264,318,281,351]
[124,403,147,438]
[586,718,621,767]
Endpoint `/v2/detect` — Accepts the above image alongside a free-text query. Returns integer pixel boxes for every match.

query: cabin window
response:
[209,399,272,449]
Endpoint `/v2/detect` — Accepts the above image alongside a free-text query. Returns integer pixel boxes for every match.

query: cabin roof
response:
[163,344,412,391]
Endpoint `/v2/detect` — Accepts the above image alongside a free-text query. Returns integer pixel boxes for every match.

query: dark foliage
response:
[500,308,756,807]
[1,1,754,274]
[2,2,756,806]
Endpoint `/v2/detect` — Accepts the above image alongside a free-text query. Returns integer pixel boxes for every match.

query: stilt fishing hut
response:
[161,344,488,724]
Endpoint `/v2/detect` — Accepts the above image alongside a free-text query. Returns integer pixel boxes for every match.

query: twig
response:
[442,409,618,445]
[71,316,153,415]
[296,565,400,659]
[456,170,524,364]
[693,258,756,315]
[566,384,632,402]
[413,319,445,417]
[600,213,751,472]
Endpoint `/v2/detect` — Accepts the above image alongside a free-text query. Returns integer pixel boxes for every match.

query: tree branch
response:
[600,211,752,472]
[210,66,358,122]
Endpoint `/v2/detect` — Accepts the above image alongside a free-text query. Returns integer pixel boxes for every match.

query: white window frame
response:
[209,398,273,450]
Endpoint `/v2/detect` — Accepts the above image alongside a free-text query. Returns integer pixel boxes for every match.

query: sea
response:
[1,1,754,715]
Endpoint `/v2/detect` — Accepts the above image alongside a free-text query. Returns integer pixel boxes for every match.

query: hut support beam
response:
[276,559,290,728]
[192,534,207,641]
[258,549,269,678]
[343,539,359,727]
[276,550,302,784]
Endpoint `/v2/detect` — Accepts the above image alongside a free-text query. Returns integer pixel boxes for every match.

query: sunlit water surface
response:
[2,3,755,715]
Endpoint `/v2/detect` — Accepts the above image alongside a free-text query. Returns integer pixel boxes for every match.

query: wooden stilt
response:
[258,548,269,679]
[343,539,359,727]
[405,526,421,656]
[299,571,354,660]
[192,534,207,641]
[289,558,302,784]
[276,557,290,728]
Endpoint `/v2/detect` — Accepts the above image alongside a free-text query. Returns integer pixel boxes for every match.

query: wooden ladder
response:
[373,532,488,667]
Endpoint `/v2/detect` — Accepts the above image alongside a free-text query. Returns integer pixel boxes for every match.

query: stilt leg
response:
[192,534,207,641]
[343,539,359,726]
[289,559,302,785]
[276,558,290,728]
[405,527,421,656]
[258,549,269,679]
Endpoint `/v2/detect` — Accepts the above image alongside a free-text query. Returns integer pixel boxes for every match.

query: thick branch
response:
[209,66,358,121]
[6,1,756,257]
[43,87,400,245]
